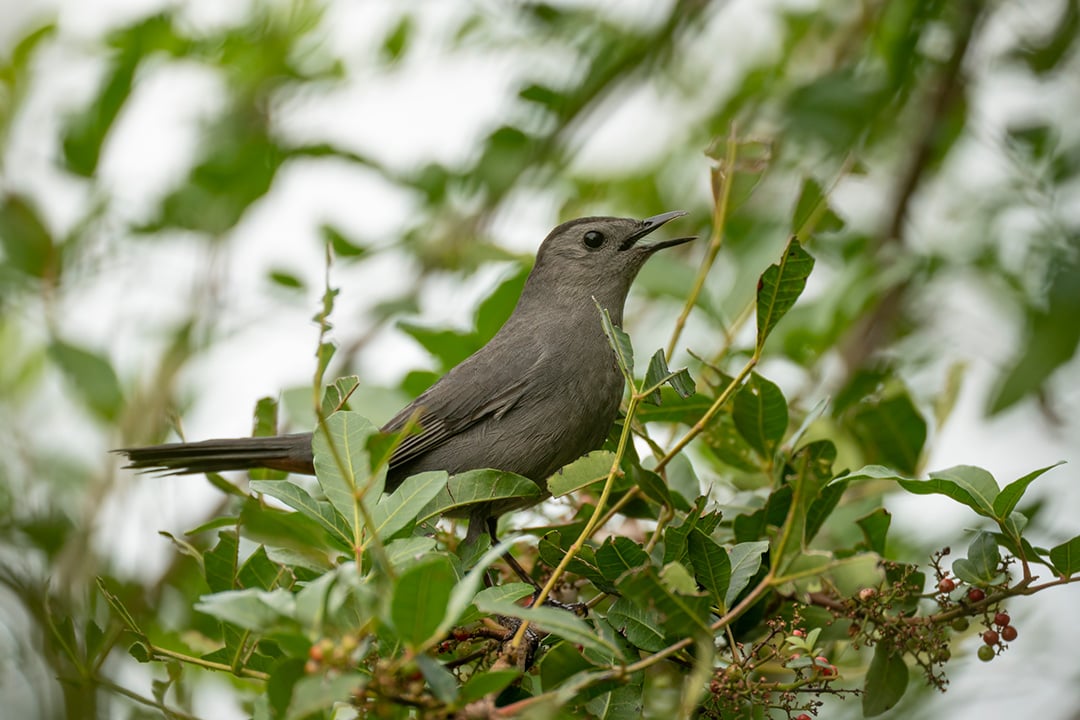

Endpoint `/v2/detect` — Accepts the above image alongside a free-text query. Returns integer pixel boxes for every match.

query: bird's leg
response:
[485,517,540,589]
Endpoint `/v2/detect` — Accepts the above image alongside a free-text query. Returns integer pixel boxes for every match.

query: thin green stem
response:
[509,394,642,649]
[665,123,739,361]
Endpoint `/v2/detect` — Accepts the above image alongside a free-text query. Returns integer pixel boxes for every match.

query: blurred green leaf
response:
[856,508,891,556]
[989,242,1080,414]
[287,673,366,719]
[391,554,456,647]
[460,669,521,704]
[380,14,414,63]
[848,392,927,476]
[0,193,58,281]
[863,640,909,716]
[1049,535,1080,576]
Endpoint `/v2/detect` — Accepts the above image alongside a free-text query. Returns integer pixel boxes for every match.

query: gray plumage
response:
[119,212,692,533]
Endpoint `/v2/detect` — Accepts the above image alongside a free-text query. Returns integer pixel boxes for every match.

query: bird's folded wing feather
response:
[381,337,544,469]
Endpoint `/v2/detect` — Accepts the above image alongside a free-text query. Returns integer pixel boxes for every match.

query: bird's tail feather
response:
[115,433,315,475]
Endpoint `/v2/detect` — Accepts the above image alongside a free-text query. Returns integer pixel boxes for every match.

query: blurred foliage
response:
[1,0,1079,719]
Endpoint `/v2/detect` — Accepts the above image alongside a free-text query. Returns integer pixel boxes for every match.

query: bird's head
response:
[523,211,694,322]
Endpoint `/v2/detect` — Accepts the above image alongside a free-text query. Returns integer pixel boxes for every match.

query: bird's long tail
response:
[116,433,315,475]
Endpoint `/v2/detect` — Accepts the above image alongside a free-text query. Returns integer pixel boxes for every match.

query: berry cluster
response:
[699,614,857,719]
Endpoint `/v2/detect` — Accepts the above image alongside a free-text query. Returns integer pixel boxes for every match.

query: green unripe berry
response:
[977,645,995,662]
[951,617,969,632]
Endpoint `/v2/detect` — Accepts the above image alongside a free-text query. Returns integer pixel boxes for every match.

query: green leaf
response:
[475,597,623,659]
[237,546,281,591]
[460,669,521,704]
[862,641,909,716]
[897,465,999,518]
[382,536,439,571]
[791,176,844,235]
[548,451,615,497]
[435,540,524,638]
[596,536,650,583]
[458,583,534,626]
[596,300,634,380]
[848,393,927,475]
[1049,534,1080,576]
[616,565,712,638]
[267,658,305,720]
[288,673,366,719]
[475,267,529,343]
[392,555,457,648]
[773,441,834,573]
[203,531,239,593]
[312,412,382,536]
[321,375,360,418]
[989,247,1080,414]
[195,588,295,632]
[397,322,476,373]
[538,532,615,593]
[0,193,58,280]
[249,480,352,549]
[725,541,768,608]
[48,340,123,422]
[371,471,447,542]
[687,529,731,608]
[856,508,891,555]
[642,349,695,405]
[419,469,541,522]
[320,223,367,258]
[733,373,788,457]
[952,532,1001,586]
[415,654,458,703]
[756,237,815,351]
[587,681,644,719]
[993,462,1064,519]
[606,596,666,652]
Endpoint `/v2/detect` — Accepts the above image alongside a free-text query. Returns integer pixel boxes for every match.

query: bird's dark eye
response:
[583,230,605,249]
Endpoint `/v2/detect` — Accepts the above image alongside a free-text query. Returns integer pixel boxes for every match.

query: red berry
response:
[1001,625,1018,642]
[859,587,877,601]
[982,629,999,645]
[994,611,1010,627]
[796,715,812,720]
[308,644,324,662]
[792,629,806,637]
[967,588,986,603]
[938,578,956,593]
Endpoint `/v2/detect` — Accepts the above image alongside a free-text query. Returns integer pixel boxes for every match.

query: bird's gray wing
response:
[380,337,543,469]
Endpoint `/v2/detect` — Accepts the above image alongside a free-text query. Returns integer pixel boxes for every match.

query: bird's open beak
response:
[621,210,696,251]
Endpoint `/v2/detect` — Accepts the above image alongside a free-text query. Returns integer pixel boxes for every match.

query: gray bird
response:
[119,212,693,550]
